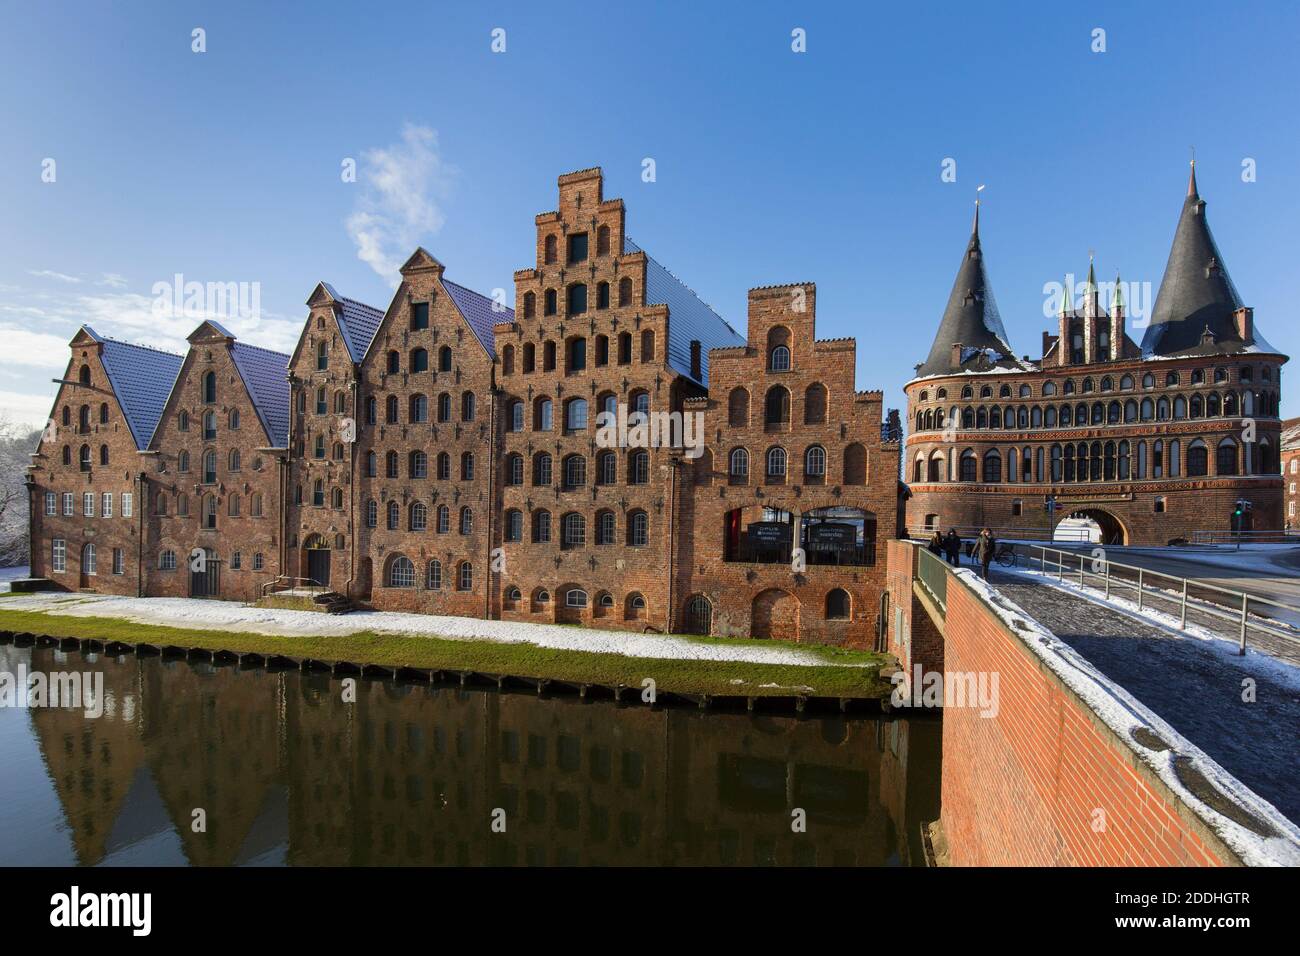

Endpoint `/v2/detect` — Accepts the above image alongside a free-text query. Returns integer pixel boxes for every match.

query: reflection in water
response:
[0,644,940,866]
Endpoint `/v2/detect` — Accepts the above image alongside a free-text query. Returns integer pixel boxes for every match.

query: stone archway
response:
[751,588,800,641]
[1056,508,1128,546]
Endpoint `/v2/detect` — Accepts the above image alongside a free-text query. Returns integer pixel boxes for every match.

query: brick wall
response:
[28,329,149,595]
[678,285,901,647]
[906,357,1287,544]
[934,562,1238,866]
[144,324,285,601]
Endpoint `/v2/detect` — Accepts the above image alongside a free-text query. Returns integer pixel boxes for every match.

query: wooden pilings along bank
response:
[0,629,889,718]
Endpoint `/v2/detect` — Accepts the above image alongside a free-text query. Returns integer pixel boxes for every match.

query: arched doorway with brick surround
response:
[302,533,331,588]
[751,588,800,640]
[1056,508,1128,546]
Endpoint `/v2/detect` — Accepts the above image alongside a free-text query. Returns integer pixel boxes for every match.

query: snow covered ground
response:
[998,564,1300,692]
[0,592,869,668]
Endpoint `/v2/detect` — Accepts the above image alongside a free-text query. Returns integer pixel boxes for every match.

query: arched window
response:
[533,452,553,486]
[729,448,749,483]
[544,234,557,264]
[983,450,1002,482]
[618,277,633,307]
[461,451,475,480]
[640,329,655,362]
[202,371,216,403]
[365,499,377,527]
[565,398,588,431]
[1216,439,1239,476]
[459,506,473,535]
[409,450,427,478]
[804,383,827,424]
[567,283,587,315]
[458,562,474,591]
[437,393,451,422]
[561,512,585,549]
[532,510,552,543]
[411,347,428,372]
[804,445,826,481]
[439,346,452,372]
[409,502,427,531]
[502,344,515,375]
[544,289,557,316]
[387,500,400,529]
[727,388,749,427]
[597,451,616,485]
[826,588,851,621]
[505,509,524,542]
[844,443,867,485]
[523,292,536,320]
[563,454,586,488]
[202,494,218,530]
[764,386,790,426]
[627,511,649,547]
[628,449,649,484]
[766,446,787,480]
[534,397,553,431]
[426,560,443,590]
[388,556,415,588]
[596,510,616,545]
[769,344,790,371]
[959,451,977,482]
[410,393,428,423]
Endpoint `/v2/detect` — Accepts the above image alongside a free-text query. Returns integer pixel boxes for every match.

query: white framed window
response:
[44,492,56,516]
[52,538,66,573]
[101,492,112,518]
[122,492,133,517]
[159,549,176,571]
[62,493,73,516]
[253,552,264,571]
[82,492,94,517]
[82,544,96,575]
[565,589,588,608]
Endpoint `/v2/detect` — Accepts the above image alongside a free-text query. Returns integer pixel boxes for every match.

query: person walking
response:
[974,527,997,580]
[927,530,943,555]
[944,528,961,566]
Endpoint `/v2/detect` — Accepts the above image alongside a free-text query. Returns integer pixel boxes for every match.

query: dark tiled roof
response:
[1142,168,1276,358]
[322,284,384,363]
[916,207,1019,378]
[90,330,185,450]
[624,236,744,387]
[443,279,510,357]
[230,342,291,447]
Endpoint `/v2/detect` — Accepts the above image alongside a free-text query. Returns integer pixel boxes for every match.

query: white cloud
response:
[26,269,81,284]
[0,326,74,370]
[97,272,128,289]
[346,124,454,286]
[0,389,56,431]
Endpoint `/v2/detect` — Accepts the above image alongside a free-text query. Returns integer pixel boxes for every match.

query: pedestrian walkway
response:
[987,567,1300,826]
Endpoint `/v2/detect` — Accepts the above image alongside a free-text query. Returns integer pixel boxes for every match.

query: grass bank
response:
[0,602,892,700]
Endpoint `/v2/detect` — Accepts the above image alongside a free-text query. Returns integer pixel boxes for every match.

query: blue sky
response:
[2,0,1298,429]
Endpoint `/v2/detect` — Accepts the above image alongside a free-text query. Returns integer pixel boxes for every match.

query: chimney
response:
[1234,306,1254,345]
[951,342,965,367]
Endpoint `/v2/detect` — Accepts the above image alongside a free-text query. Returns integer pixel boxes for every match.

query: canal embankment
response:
[0,593,892,711]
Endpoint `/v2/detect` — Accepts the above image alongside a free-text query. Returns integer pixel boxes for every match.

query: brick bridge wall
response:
[891,541,1259,866]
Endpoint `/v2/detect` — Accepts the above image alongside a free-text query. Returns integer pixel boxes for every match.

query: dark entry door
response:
[191,552,221,598]
[307,548,331,587]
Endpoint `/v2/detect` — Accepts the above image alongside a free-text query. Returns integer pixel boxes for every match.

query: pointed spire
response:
[1059,275,1072,317]
[1143,165,1264,357]
[1112,272,1125,312]
[915,205,1015,377]
[1187,156,1199,199]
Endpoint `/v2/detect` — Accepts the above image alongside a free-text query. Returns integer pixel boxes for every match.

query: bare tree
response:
[0,414,40,569]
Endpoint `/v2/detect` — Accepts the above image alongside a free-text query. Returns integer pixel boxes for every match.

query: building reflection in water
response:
[15,645,940,866]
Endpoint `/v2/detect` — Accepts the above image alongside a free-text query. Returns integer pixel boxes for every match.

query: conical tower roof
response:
[1142,164,1272,356]
[916,203,1018,377]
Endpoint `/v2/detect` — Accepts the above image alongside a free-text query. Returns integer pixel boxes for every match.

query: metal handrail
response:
[1189,529,1300,545]
[915,547,948,615]
[260,576,330,598]
[907,525,1094,543]
[1018,544,1300,655]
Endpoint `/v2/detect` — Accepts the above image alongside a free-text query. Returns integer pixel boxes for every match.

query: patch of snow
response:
[0,593,869,670]
[954,568,1300,867]
[0,566,30,593]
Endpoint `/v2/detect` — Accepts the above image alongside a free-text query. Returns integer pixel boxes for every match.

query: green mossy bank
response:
[0,600,893,701]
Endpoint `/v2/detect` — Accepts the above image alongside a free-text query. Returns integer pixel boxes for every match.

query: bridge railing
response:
[915,546,948,616]
[907,525,1094,543]
[1189,529,1300,545]
[1018,544,1300,656]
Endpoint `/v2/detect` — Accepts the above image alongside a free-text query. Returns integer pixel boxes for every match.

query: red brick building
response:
[676,283,901,644]
[905,166,1288,545]
[144,321,289,601]
[28,327,182,593]
[1283,417,1300,529]
[26,166,902,647]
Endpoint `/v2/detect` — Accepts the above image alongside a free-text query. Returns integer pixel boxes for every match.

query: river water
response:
[0,643,940,866]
